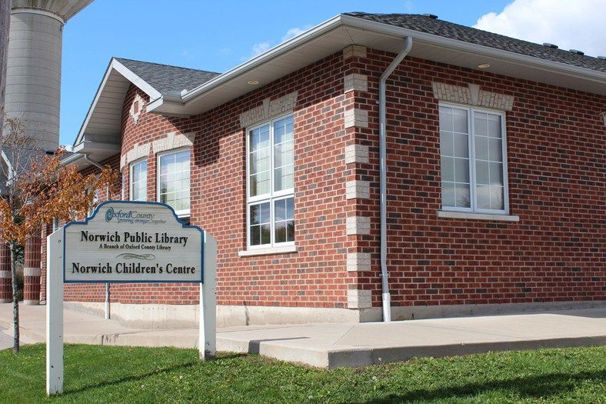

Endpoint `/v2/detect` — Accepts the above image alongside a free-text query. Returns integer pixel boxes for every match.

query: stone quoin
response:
[4,12,606,327]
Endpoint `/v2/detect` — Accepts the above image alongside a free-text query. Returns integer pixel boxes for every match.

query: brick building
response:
[3,13,606,326]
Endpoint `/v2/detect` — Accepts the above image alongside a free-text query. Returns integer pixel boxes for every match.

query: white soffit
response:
[74,59,162,147]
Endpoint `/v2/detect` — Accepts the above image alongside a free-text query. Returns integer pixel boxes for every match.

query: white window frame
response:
[246,113,295,251]
[129,158,148,202]
[156,148,191,217]
[439,102,510,215]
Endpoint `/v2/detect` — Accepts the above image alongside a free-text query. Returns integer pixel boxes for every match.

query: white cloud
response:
[249,25,311,58]
[282,27,307,42]
[475,0,606,57]
[251,42,271,57]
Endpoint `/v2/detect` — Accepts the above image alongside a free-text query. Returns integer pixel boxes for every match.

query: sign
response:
[47,201,217,396]
[64,201,203,283]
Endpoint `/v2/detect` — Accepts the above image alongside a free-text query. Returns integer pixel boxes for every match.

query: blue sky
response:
[59,0,513,145]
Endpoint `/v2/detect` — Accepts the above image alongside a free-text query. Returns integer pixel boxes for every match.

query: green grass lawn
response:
[1,345,605,403]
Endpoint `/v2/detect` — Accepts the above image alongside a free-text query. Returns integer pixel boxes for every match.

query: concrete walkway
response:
[1,303,605,368]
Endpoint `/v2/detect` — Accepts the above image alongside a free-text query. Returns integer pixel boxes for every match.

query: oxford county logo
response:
[104,207,159,225]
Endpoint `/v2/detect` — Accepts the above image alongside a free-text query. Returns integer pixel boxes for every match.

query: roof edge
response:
[73,58,163,147]
[177,13,606,110]
[340,14,606,83]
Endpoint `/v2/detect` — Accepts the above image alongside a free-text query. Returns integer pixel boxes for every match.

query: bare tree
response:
[0,118,117,352]
[0,0,9,130]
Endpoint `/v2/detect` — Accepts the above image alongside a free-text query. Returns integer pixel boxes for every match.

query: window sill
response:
[437,210,520,222]
[238,245,297,257]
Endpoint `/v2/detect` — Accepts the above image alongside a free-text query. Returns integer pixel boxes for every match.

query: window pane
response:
[274,117,294,192]
[274,116,294,144]
[440,131,453,156]
[476,161,489,184]
[274,142,294,168]
[475,136,488,160]
[489,162,503,185]
[274,197,295,243]
[250,202,271,247]
[454,158,469,183]
[487,114,501,138]
[159,150,190,213]
[275,221,287,243]
[286,197,294,219]
[274,166,294,192]
[439,107,453,131]
[455,183,471,208]
[250,171,270,196]
[453,133,469,158]
[440,106,469,210]
[250,125,270,151]
[452,108,468,133]
[490,186,504,210]
[287,221,295,242]
[275,199,286,221]
[474,113,487,136]
[477,184,490,209]
[488,138,502,162]
[442,182,455,207]
[250,148,270,174]
[250,226,261,245]
[441,157,454,182]
[250,202,270,225]
[131,160,147,202]
[261,224,271,244]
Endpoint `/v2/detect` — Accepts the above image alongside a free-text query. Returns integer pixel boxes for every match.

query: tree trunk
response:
[0,0,10,129]
[10,242,19,353]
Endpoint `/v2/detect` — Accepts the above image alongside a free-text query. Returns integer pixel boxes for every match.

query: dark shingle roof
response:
[345,12,606,73]
[115,58,220,97]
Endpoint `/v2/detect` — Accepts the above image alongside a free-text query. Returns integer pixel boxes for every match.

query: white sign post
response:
[46,201,216,396]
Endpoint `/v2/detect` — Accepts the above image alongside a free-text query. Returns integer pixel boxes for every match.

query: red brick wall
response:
[59,46,606,312]
[353,48,606,309]
[63,51,360,308]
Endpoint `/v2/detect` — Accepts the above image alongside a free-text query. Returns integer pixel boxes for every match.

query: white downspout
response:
[379,37,413,322]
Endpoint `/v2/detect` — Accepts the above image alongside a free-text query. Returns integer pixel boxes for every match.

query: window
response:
[247,115,295,249]
[157,149,190,216]
[130,159,147,202]
[440,104,508,213]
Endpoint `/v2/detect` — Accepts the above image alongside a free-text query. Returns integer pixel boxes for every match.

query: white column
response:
[199,233,217,360]
[46,229,64,396]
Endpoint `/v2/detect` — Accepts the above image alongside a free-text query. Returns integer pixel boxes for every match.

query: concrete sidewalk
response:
[1,303,605,368]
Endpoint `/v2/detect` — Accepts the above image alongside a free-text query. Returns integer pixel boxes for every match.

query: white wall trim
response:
[238,245,297,257]
[437,210,520,222]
